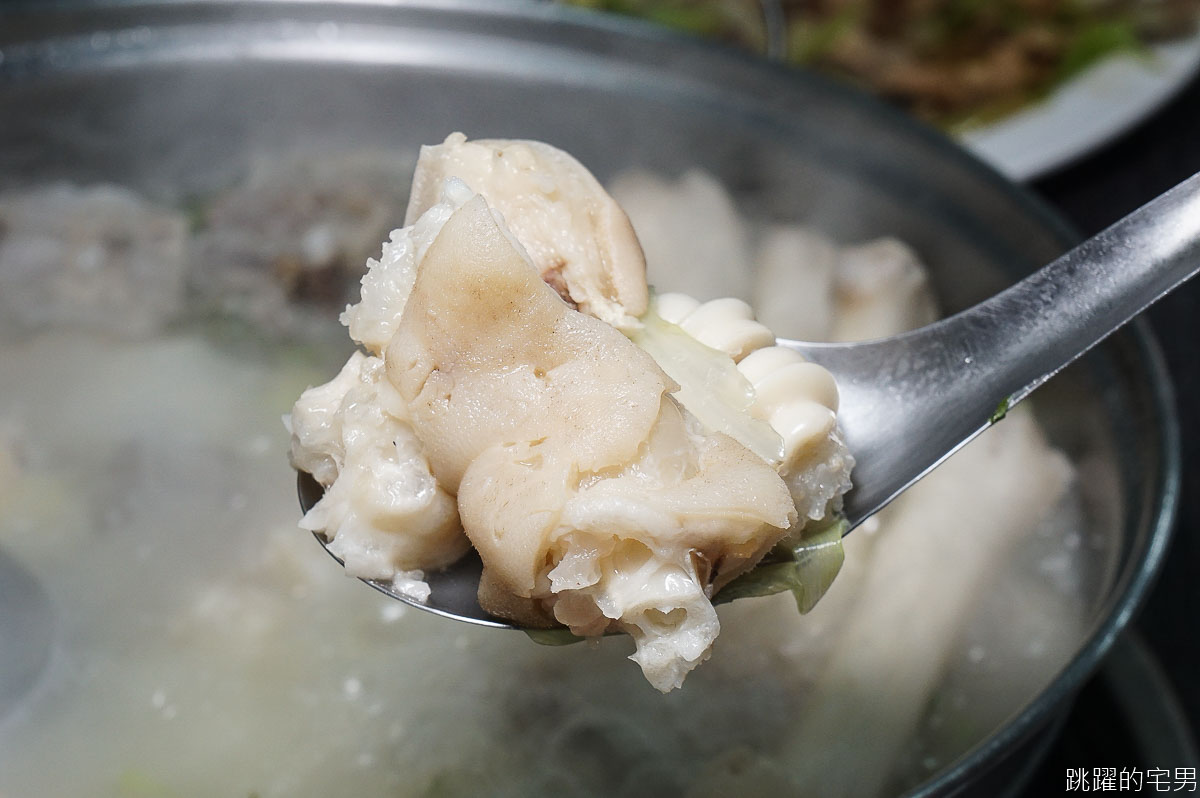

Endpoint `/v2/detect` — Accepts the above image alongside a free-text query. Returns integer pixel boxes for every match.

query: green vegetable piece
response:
[524,627,587,646]
[989,396,1011,424]
[1058,20,1145,84]
[788,4,862,63]
[715,517,847,614]
[180,194,209,233]
[115,769,182,798]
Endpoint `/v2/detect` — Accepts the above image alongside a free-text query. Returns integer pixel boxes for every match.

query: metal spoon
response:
[798,171,1199,532]
[299,170,1200,627]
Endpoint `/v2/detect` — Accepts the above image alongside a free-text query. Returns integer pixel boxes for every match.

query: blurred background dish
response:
[561,0,1200,179]
[959,27,1200,180]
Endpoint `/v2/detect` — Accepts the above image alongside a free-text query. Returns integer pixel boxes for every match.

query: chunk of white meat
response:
[610,168,752,303]
[783,408,1071,797]
[754,229,939,344]
[831,237,939,342]
[0,184,187,338]
[288,351,466,593]
[187,149,416,332]
[340,177,475,354]
[753,226,840,343]
[386,195,795,690]
[405,133,647,326]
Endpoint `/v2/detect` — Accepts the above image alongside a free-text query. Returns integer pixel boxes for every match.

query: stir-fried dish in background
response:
[564,0,1200,127]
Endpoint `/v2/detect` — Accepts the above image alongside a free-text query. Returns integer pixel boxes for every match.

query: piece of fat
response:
[340,177,475,355]
[782,408,1072,797]
[405,133,648,326]
[290,351,467,581]
[832,237,939,342]
[386,195,670,499]
[386,195,796,690]
[753,225,840,343]
[610,168,753,304]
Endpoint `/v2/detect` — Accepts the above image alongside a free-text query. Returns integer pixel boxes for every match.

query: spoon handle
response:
[791,171,1200,529]
[964,169,1200,406]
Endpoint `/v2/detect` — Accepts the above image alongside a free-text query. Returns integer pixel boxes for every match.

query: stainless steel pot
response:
[0,2,1180,796]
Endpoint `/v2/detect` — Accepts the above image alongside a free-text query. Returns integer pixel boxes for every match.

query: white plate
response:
[959,32,1200,182]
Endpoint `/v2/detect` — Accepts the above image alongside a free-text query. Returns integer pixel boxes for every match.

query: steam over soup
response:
[0,145,1089,798]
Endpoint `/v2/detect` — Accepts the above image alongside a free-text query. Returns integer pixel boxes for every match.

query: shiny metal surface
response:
[788,171,1200,530]
[0,2,1182,796]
